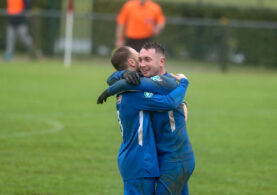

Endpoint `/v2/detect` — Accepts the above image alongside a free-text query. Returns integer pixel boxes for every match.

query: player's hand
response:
[122,70,141,85]
[115,38,125,48]
[170,73,188,81]
[97,89,110,104]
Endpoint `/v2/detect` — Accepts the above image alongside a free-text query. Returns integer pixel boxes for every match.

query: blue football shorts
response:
[123,177,156,195]
[156,157,195,195]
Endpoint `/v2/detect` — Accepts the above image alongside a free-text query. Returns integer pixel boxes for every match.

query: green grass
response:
[0,58,277,195]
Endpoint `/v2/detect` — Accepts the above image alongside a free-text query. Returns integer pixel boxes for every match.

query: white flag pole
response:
[64,0,74,68]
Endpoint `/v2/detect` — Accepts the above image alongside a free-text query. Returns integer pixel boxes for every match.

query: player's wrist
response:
[179,78,189,87]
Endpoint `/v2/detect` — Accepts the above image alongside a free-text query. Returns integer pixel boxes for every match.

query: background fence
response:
[0,0,277,69]
[163,0,277,9]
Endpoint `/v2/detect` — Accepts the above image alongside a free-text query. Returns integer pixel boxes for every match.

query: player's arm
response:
[115,24,125,48]
[115,2,129,48]
[98,75,178,104]
[107,70,140,86]
[153,4,165,36]
[133,75,189,111]
[108,76,177,95]
[106,70,125,85]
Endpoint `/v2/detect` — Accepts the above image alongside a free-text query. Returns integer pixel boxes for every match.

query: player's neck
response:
[159,67,166,75]
[128,66,137,71]
[139,0,147,5]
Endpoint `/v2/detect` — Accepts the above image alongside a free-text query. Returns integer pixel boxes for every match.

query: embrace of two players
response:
[97,42,195,195]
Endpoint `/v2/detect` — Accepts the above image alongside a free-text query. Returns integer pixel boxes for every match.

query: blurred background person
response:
[115,0,165,52]
[4,0,32,61]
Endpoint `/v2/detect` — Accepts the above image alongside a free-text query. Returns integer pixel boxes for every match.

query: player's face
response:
[139,48,162,77]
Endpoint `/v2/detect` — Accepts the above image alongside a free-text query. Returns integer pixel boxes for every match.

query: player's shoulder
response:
[160,73,179,87]
[147,0,162,10]
[124,0,139,8]
[150,75,164,82]
[141,74,177,84]
[161,73,177,82]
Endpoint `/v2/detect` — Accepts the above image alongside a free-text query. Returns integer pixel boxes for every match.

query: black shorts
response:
[126,37,152,52]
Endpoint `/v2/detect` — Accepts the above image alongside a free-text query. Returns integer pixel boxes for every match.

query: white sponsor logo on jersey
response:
[150,75,162,82]
[144,92,153,98]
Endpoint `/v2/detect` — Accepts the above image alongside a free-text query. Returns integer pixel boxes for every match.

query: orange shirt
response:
[117,0,165,39]
[7,0,24,15]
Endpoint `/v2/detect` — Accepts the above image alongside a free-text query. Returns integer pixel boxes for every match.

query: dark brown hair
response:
[141,41,165,56]
[111,46,132,71]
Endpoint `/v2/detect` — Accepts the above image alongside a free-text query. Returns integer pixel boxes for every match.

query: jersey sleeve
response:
[132,78,189,111]
[117,2,129,25]
[106,70,125,85]
[107,75,178,95]
[156,4,165,25]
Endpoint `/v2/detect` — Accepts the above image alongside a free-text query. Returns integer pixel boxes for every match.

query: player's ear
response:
[128,58,135,66]
[160,57,165,65]
[128,58,136,69]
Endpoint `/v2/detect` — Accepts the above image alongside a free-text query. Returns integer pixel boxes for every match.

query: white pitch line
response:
[0,114,64,139]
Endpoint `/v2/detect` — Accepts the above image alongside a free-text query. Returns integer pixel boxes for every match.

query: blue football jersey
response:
[107,72,194,167]
[115,79,188,180]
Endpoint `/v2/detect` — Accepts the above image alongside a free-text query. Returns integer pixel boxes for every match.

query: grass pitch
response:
[0,58,276,195]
